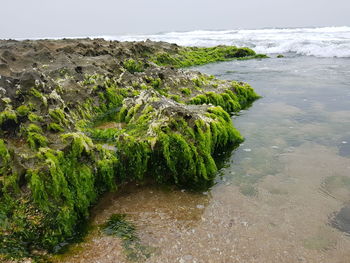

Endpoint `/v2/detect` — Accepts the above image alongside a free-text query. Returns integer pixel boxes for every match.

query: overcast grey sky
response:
[1,0,349,38]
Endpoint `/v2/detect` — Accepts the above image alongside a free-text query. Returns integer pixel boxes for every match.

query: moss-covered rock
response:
[151,45,267,67]
[0,38,261,261]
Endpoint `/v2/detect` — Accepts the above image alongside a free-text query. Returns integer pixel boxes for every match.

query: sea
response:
[103,26,350,58]
[55,27,350,262]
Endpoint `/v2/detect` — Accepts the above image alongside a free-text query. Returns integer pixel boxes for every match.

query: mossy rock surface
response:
[0,38,261,261]
[151,45,267,67]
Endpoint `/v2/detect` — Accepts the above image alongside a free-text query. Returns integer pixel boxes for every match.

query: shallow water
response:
[53,56,350,263]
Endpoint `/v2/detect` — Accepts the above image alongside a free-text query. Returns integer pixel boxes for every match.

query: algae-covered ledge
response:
[0,39,262,261]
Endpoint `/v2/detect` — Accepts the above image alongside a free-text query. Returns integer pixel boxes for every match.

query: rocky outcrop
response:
[0,38,261,261]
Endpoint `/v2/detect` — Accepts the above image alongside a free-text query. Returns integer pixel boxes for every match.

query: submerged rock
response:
[339,138,350,157]
[0,38,261,260]
[330,205,350,235]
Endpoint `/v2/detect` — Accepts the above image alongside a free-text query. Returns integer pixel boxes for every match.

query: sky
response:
[1,0,349,38]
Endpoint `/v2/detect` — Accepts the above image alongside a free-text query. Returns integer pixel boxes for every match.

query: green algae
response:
[124,59,144,73]
[30,88,48,107]
[114,93,243,190]
[232,81,261,108]
[0,133,119,260]
[26,124,49,150]
[16,105,30,117]
[189,82,259,112]
[0,107,17,127]
[152,46,267,68]
[169,94,181,102]
[0,139,10,165]
[180,87,192,96]
[23,134,118,250]
[49,108,68,126]
[103,214,153,262]
[48,122,64,132]
[28,112,44,122]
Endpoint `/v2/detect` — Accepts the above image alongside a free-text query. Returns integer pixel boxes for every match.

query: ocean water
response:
[101,26,350,58]
[53,29,350,263]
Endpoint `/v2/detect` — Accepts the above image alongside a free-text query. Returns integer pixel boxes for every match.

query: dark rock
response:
[19,71,41,91]
[74,66,83,74]
[0,75,17,99]
[330,205,350,234]
[0,63,12,76]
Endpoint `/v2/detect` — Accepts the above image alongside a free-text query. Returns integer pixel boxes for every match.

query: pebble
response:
[243,148,251,152]
[196,204,205,209]
[184,255,193,260]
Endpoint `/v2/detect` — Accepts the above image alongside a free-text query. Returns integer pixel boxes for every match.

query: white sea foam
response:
[100,27,350,58]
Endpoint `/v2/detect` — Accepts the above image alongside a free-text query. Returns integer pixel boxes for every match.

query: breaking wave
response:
[101,27,350,58]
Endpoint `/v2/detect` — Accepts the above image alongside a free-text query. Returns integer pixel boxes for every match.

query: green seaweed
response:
[169,94,181,103]
[124,59,144,73]
[49,108,68,126]
[0,107,17,126]
[103,214,153,261]
[116,98,243,190]
[26,124,48,150]
[48,122,65,132]
[87,127,121,142]
[16,105,30,117]
[152,46,267,68]
[231,81,260,108]
[180,88,192,96]
[24,137,116,250]
[28,112,44,122]
[30,88,48,106]
[116,135,151,182]
[0,139,11,176]
[189,82,260,112]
